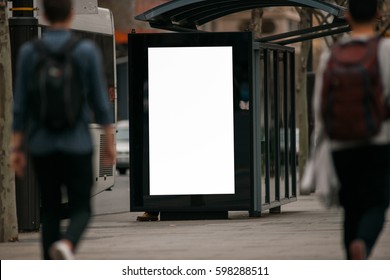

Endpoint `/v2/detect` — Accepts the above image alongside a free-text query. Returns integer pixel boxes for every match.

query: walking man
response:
[314,0,390,259]
[10,0,115,259]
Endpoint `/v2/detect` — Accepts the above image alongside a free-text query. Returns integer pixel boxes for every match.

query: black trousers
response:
[332,144,390,259]
[32,152,93,260]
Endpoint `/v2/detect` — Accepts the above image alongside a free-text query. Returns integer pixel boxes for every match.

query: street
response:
[92,172,131,216]
[0,171,389,260]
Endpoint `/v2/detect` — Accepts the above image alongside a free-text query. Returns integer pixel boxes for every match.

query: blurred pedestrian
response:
[10,0,115,259]
[313,0,390,259]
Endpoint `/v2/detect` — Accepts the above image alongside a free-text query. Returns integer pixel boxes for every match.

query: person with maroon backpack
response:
[313,0,390,259]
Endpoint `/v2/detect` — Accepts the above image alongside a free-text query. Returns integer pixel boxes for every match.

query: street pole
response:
[0,0,19,242]
[8,0,40,232]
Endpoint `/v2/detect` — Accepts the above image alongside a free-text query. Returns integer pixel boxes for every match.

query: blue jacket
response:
[13,29,112,155]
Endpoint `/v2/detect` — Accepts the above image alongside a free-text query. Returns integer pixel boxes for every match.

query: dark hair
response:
[43,0,73,23]
[349,0,378,23]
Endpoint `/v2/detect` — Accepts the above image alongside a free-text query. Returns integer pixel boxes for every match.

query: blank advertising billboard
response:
[129,32,253,212]
[148,47,235,195]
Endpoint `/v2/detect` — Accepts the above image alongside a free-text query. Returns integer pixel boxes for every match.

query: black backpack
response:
[29,36,85,131]
[321,37,388,141]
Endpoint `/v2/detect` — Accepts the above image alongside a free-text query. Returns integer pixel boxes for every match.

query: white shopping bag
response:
[301,136,340,207]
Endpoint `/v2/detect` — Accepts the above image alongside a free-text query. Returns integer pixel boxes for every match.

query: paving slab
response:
[0,195,389,260]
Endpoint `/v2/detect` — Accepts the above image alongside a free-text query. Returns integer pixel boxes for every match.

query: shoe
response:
[349,239,366,260]
[136,212,159,222]
[49,240,75,260]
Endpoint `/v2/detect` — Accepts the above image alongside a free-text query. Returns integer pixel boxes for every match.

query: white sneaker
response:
[49,241,75,260]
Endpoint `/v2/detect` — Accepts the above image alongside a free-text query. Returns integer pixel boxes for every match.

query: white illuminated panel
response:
[148,47,235,195]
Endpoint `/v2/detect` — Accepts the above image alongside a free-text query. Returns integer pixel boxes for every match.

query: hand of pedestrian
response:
[102,125,116,167]
[102,144,116,166]
[10,150,27,177]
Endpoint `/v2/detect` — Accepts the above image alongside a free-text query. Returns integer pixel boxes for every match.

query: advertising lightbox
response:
[148,46,235,195]
[129,32,253,212]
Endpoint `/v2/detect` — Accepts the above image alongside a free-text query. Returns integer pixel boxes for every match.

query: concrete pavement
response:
[0,194,389,260]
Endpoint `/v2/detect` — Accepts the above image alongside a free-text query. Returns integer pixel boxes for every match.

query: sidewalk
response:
[1,194,389,260]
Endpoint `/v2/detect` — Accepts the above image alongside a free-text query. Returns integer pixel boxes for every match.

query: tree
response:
[378,0,390,35]
[294,7,312,194]
[0,0,19,242]
[251,8,264,40]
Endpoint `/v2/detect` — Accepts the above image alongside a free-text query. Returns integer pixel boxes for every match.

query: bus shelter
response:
[129,0,346,219]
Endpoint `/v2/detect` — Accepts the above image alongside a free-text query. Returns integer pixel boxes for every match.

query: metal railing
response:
[252,42,297,215]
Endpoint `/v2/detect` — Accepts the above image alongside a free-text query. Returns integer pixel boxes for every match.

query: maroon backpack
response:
[321,37,387,141]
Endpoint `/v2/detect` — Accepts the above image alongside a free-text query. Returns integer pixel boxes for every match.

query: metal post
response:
[283,52,290,198]
[251,42,262,217]
[273,50,280,203]
[290,52,297,197]
[9,0,40,231]
[263,48,270,205]
[12,0,34,17]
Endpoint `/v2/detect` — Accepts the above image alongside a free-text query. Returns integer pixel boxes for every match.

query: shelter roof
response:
[135,0,346,33]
